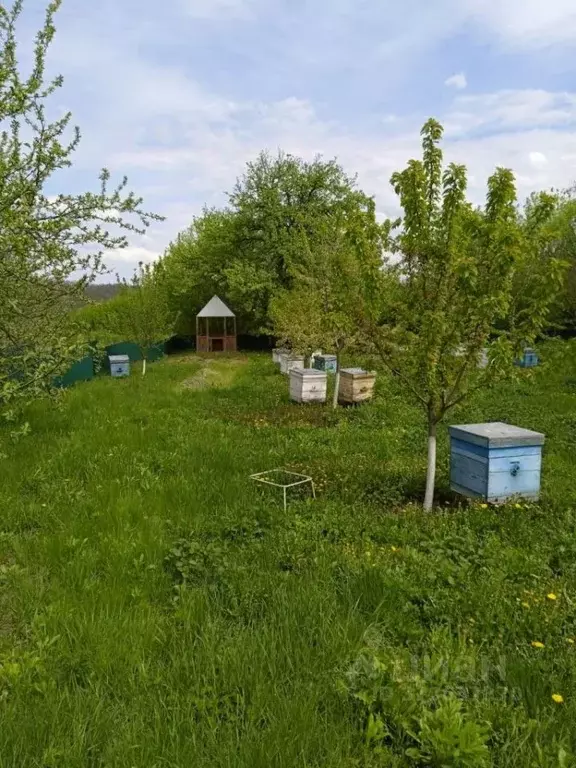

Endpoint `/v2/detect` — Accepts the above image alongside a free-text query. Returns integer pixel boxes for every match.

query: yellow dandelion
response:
[515,503,522,509]
[521,602,530,608]
[552,694,564,704]
[531,641,545,649]
[480,503,488,509]
[391,546,398,552]
[567,639,575,645]
[547,593,558,601]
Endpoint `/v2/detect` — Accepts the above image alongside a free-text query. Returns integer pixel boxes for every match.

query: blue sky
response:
[16,0,576,277]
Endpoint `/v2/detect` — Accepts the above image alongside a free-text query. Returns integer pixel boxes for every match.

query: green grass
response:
[1,346,576,766]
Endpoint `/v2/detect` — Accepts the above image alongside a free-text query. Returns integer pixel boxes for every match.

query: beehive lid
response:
[109,354,129,363]
[449,422,545,448]
[341,367,365,374]
[290,368,326,377]
[318,354,337,361]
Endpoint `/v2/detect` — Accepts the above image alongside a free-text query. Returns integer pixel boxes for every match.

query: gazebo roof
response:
[197,295,235,318]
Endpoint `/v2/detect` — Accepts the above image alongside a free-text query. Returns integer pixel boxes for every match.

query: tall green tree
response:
[226,151,375,333]
[361,119,566,510]
[105,263,178,375]
[155,208,238,337]
[0,0,160,423]
[155,152,374,337]
[545,188,576,330]
[269,195,384,405]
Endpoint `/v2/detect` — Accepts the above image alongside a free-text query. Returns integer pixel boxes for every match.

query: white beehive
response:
[278,352,289,373]
[454,346,489,368]
[289,368,327,403]
[280,354,304,375]
[273,347,289,364]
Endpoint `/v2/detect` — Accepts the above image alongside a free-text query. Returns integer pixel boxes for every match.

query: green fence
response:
[53,356,95,389]
[104,341,165,365]
[55,342,166,389]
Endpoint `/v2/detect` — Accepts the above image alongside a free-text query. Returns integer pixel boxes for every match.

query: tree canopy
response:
[0,0,160,427]
[359,119,567,508]
[155,151,376,336]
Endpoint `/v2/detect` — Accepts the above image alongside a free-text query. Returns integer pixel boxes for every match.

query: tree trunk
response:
[142,357,147,376]
[332,354,340,409]
[423,419,437,511]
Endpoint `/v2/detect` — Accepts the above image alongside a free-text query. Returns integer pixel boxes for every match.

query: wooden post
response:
[206,317,210,352]
[233,316,237,351]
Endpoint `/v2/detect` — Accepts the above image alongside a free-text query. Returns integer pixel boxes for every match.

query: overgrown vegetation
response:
[2,2,576,763]
[0,0,159,426]
[1,348,575,765]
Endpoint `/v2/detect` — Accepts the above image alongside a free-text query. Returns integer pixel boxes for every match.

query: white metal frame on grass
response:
[250,469,316,511]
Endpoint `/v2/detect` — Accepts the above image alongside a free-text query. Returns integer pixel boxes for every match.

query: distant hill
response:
[84,284,121,302]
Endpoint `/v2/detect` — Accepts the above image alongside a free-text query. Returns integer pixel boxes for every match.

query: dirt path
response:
[181,356,248,391]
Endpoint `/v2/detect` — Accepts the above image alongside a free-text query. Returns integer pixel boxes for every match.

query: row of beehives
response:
[457,346,539,368]
[273,348,545,506]
[272,348,377,405]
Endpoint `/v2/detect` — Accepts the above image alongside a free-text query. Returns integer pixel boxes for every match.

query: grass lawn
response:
[1,346,576,767]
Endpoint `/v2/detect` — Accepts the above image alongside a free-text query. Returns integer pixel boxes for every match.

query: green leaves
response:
[155,152,375,336]
[0,0,160,417]
[363,119,570,507]
[372,119,568,426]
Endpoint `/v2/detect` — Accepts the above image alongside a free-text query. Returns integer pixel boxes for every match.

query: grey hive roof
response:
[197,296,235,318]
[449,422,545,448]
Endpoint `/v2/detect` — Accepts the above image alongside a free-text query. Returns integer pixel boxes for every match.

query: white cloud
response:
[102,85,576,266]
[464,0,576,49]
[103,246,160,266]
[445,73,467,90]
[25,0,576,279]
[529,151,548,168]
[443,90,576,135]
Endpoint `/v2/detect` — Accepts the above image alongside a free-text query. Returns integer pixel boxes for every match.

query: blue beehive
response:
[449,422,545,504]
[515,347,539,368]
[313,354,337,373]
[109,354,130,378]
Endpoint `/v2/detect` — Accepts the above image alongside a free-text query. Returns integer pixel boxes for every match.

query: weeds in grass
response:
[0,345,575,765]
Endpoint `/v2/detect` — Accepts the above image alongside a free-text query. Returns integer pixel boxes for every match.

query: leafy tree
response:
[225,151,374,333]
[361,119,566,510]
[0,0,160,424]
[507,191,575,337]
[106,263,178,375]
[155,152,373,337]
[544,188,576,331]
[156,208,238,337]
[270,203,384,407]
[269,286,324,366]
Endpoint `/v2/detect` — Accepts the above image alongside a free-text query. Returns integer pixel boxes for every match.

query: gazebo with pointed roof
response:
[196,296,237,353]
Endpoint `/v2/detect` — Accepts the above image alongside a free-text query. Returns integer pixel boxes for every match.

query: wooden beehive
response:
[449,422,545,504]
[281,355,304,375]
[338,368,376,405]
[109,354,130,378]
[289,368,327,404]
[313,354,337,373]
